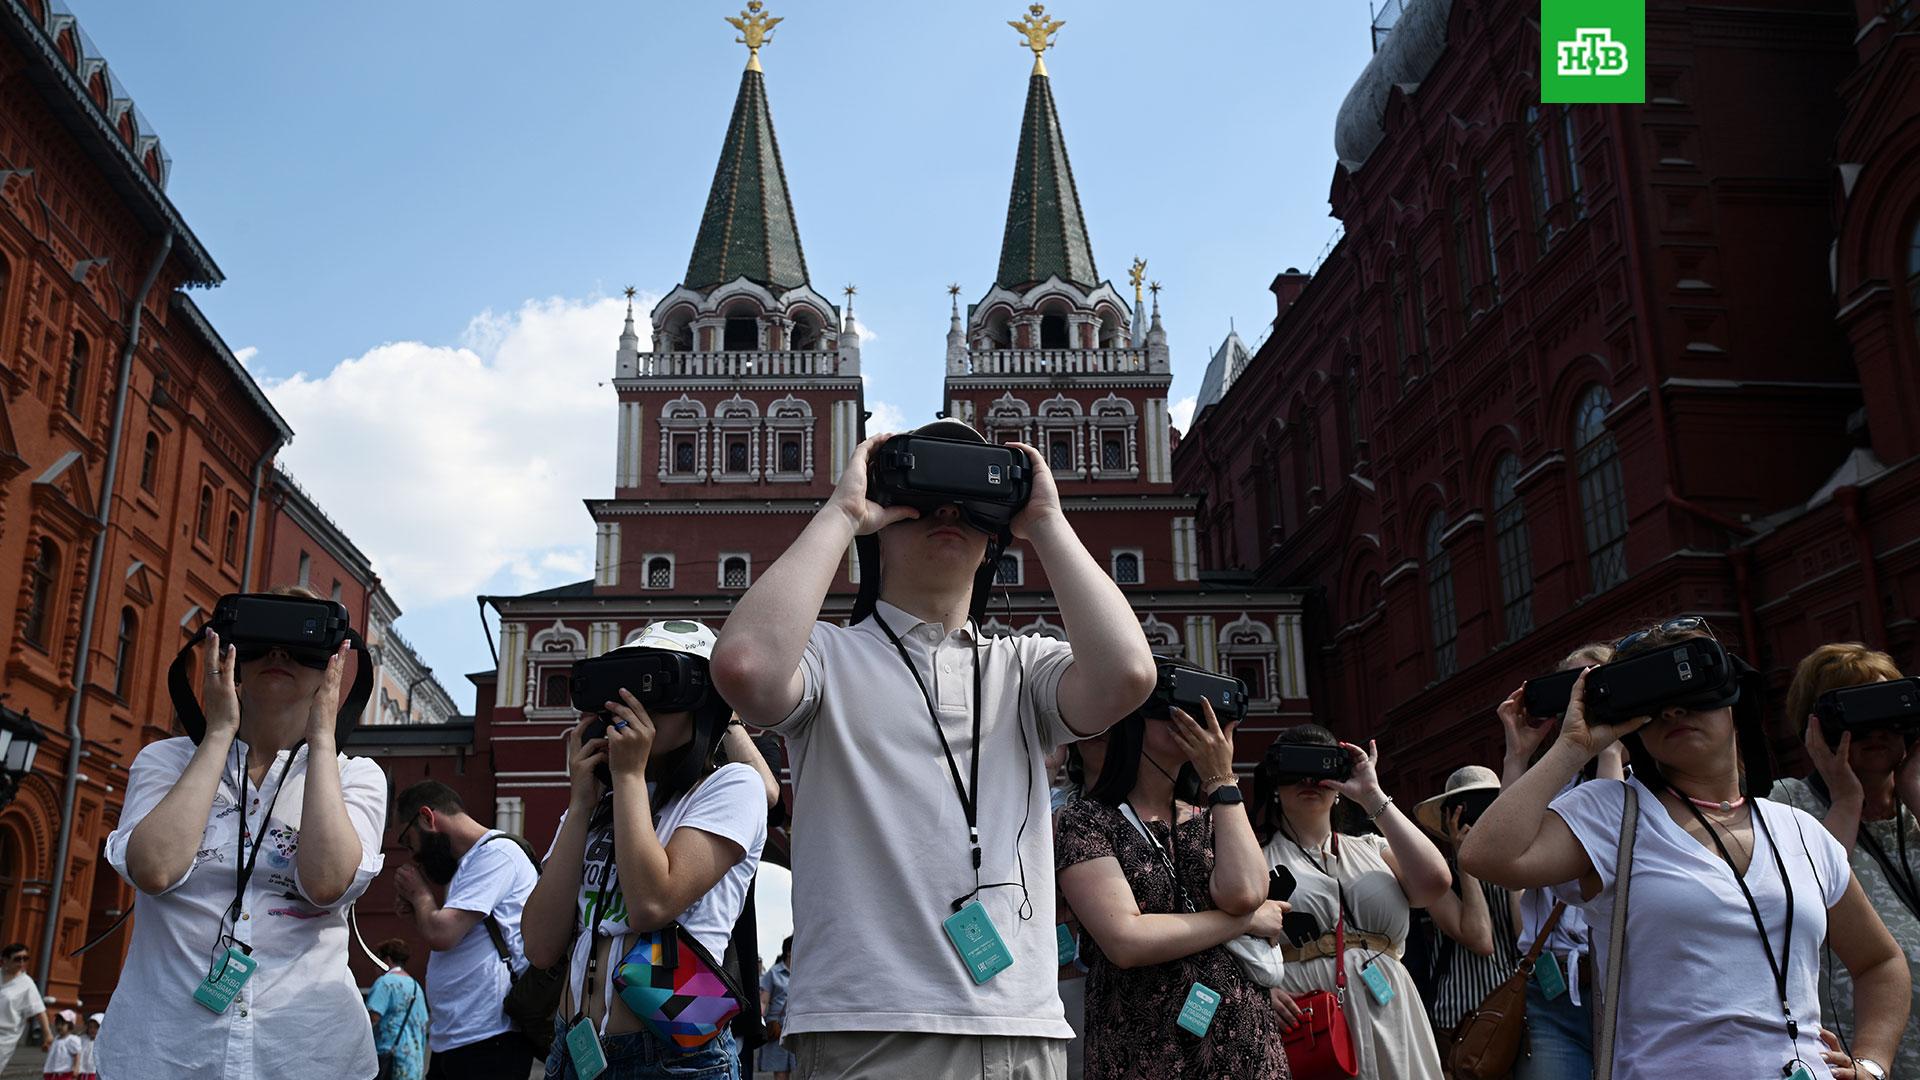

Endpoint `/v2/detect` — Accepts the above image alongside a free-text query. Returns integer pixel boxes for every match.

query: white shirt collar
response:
[863,600,977,643]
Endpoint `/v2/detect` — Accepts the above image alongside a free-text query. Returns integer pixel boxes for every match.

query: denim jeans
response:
[544,1017,741,1080]
[1516,979,1593,1080]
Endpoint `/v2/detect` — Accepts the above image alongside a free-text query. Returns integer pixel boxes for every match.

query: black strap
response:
[1679,796,1801,1046]
[876,613,985,882]
[476,832,542,972]
[1120,801,1199,913]
[223,741,303,946]
[1857,821,1920,920]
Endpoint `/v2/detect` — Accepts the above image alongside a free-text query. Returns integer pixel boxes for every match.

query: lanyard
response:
[1680,797,1801,1047]
[1856,812,1920,921]
[225,741,303,936]
[1119,802,1197,913]
[572,807,618,1028]
[875,613,985,881]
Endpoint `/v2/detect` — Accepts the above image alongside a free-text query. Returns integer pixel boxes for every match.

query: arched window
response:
[1574,385,1629,590]
[995,552,1023,586]
[1560,107,1585,218]
[195,485,214,541]
[1112,552,1141,585]
[1491,454,1534,638]
[646,556,673,589]
[65,331,89,415]
[722,556,749,589]
[114,607,138,697]
[1039,311,1070,350]
[1526,105,1556,250]
[222,510,241,565]
[791,312,821,351]
[1425,513,1458,679]
[1479,167,1501,299]
[23,539,60,649]
[780,437,802,473]
[139,431,160,492]
[723,312,758,352]
[1345,361,1365,452]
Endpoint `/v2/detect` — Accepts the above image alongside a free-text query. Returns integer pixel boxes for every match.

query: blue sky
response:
[77,1,1376,699]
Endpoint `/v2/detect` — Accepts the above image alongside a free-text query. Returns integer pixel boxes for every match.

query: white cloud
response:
[1170,395,1197,434]
[867,399,909,434]
[257,293,643,606]
[233,346,257,368]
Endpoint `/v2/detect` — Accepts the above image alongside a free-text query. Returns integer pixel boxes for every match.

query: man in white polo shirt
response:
[714,420,1156,1079]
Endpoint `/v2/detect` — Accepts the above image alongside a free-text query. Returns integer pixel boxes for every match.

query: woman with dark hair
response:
[366,939,426,1080]
[522,620,767,1080]
[1462,618,1910,1080]
[1768,642,1920,1076]
[1055,700,1292,1079]
[1257,726,1451,1080]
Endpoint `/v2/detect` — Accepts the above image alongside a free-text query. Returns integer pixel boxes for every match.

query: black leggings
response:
[425,1030,535,1080]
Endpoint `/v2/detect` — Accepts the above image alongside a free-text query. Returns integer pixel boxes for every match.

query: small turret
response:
[1145,281,1169,373]
[616,286,641,377]
[837,283,862,376]
[946,284,968,375]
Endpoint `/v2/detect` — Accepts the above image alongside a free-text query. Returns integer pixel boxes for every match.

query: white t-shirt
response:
[76,1034,95,1076]
[424,829,538,1052]
[1551,777,1851,1080]
[545,763,767,1034]
[765,602,1080,1038]
[42,1032,81,1074]
[0,973,44,1062]
[1518,774,1597,1004]
[99,738,386,1080]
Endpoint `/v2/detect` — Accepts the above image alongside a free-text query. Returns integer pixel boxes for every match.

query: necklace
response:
[1681,793,1744,813]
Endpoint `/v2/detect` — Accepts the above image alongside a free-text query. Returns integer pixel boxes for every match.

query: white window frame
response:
[642,553,675,590]
[718,552,751,590]
[994,549,1025,587]
[1110,547,1144,585]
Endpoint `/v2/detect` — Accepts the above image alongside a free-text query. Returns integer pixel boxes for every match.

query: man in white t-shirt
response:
[714,422,1157,1079]
[392,781,539,1080]
[0,944,50,1069]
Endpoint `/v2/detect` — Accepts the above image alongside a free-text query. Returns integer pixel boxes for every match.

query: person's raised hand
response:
[566,715,609,811]
[604,690,657,780]
[825,432,920,536]
[1168,698,1239,794]
[1442,804,1473,852]
[304,641,351,746]
[201,631,240,740]
[1329,739,1388,812]
[1805,715,1864,810]
[1007,442,1064,540]
[1499,684,1555,763]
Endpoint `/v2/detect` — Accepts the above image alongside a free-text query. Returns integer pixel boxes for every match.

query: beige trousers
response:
[790,1031,1067,1080]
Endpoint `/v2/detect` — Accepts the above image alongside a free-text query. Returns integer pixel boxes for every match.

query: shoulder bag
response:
[1280,829,1360,1079]
[1446,901,1566,1078]
[477,833,568,1057]
[1593,781,1638,1080]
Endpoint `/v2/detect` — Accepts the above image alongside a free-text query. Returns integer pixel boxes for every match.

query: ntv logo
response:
[1541,2,1644,103]
[1556,28,1629,77]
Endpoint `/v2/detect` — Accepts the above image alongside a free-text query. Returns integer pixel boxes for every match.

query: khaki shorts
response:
[791,1031,1067,1080]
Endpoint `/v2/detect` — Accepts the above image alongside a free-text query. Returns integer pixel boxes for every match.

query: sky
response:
[73,1,1376,697]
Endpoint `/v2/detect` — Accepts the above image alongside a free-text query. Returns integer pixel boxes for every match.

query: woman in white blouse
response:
[99,588,388,1080]
[1462,619,1908,1080]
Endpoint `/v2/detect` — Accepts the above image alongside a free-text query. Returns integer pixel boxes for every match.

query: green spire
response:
[684,66,810,293]
[995,70,1098,292]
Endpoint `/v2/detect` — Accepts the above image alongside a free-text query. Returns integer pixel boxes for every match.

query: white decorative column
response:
[496,622,528,708]
[1145,398,1170,482]
[594,522,621,587]
[1184,615,1217,669]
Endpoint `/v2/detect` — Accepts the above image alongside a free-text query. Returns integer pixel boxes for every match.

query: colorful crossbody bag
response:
[612,923,748,1052]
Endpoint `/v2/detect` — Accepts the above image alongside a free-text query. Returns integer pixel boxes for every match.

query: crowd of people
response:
[55,420,1920,1079]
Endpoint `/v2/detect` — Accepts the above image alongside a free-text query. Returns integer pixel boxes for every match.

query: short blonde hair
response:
[266,583,321,600]
[1561,642,1615,671]
[1785,642,1902,735]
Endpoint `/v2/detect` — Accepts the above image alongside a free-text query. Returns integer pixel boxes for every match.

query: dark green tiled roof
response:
[995,72,1098,292]
[684,68,810,293]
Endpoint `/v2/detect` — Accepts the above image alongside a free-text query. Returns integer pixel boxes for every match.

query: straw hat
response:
[1413,765,1502,835]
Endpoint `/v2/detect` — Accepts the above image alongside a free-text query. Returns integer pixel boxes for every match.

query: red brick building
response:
[0,0,295,1008]
[1173,0,1920,797]
[482,11,1307,859]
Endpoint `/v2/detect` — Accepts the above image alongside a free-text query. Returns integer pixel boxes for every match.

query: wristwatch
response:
[1206,784,1244,807]
[1853,1058,1886,1080]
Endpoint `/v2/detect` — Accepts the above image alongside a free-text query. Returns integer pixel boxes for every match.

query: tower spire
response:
[994,4,1097,291]
[685,2,808,293]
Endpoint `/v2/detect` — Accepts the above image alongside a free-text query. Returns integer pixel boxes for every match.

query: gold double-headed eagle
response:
[727,1,782,72]
[1009,3,1065,75]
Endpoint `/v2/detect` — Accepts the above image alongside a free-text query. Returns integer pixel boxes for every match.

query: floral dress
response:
[1056,797,1290,1080]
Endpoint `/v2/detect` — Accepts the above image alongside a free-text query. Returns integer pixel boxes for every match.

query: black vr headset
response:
[169,593,374,744]
[853,421,1034,626]
[1140,657,1249,725]
[1814,676,1920,747]
[569,646,714,724]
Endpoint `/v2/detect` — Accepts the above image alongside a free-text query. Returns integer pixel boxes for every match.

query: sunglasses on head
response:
[234,644,332,669]
[1613,616,1714,653]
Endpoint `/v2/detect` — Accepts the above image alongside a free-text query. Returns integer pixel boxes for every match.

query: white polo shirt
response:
[766,601,1080,1038]
[99,737,387,1080]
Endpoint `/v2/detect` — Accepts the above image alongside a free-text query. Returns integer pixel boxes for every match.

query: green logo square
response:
[1541,0,1645,103]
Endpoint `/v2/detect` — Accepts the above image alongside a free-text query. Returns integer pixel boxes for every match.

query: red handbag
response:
[1281,832,1360,1079]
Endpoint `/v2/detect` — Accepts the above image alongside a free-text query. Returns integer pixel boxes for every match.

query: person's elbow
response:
[711,642,778,720]
[1211,881,1264,918]
[522,927,564,971]
[1457,833,1496,881]
[127,862,179,897]
[624,898,678,934]
[1463,932,1497,958]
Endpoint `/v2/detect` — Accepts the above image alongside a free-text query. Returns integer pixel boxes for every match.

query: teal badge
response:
[565,1016,608,1080]
[943,900,1014,985]
[192,946,257,1014]
[1535,952,1567,1000]
[1177,982,1221,1037]
[1359,960,1396,1007]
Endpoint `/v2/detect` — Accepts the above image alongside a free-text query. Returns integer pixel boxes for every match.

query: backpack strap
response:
[475,833,535,970]
[1594,781,1638,1080]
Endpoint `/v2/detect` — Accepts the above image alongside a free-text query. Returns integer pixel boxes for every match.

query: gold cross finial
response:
[947,283,962,297]
[1009,3,1065,76]
[727,1,783,72]
[843,283,858,299]
[622,285,637,300]
[1149,280,1162,297]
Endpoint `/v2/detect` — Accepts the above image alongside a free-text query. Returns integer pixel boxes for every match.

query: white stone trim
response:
[1110,547,1144,585]
[718,552,752,590]
[594,522,621,587]
[642,552,675,590]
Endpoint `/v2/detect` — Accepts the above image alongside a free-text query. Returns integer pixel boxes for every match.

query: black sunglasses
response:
[235,644,332,669]
[1613,616,1714,653]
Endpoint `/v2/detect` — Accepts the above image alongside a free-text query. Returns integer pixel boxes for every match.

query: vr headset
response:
[569,646,714,730]
[1263,742,1354,784]
[1141,658,1249,724]
[169,593,374,744]
[1522,637,1741,725]
[1443,787,1501,828]
[866,434,1032,536]
[1814,677,1920,747]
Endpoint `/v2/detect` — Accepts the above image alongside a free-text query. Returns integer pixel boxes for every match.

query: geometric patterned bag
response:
[613,924,746,1052]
